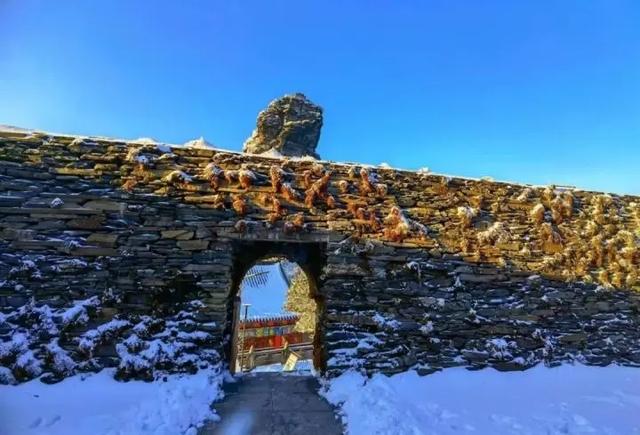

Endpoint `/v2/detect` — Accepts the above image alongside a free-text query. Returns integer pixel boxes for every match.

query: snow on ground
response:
[322,364,640,435]
[0,368,225,435]
[4,361,639,435]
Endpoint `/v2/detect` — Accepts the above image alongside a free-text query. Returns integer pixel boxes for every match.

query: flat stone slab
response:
[199,373,343,435]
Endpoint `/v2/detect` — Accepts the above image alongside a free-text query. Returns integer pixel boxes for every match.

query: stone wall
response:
[0,128,639,383]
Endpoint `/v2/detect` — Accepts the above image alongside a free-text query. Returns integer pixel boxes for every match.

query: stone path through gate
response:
[199,373,344,435]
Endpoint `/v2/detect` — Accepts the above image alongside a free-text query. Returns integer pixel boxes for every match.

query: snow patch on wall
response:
[0,293,219,384]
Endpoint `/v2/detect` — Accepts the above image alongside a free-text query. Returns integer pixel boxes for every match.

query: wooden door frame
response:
[229,295,241,374]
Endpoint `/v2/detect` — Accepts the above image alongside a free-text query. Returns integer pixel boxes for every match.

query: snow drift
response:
[0,368,225,435]
[322,364,640,435]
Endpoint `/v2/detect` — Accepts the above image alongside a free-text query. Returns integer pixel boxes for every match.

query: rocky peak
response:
[243,93,323,159]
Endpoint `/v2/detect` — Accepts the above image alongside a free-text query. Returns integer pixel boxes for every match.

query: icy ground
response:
[250,358,315,374]
[322,364,640,435]
[0,368,225,435]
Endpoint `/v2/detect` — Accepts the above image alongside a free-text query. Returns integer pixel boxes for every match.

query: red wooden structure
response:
[239,314,311,351]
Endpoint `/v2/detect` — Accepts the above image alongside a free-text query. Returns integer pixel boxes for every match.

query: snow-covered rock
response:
[183,136,215,149]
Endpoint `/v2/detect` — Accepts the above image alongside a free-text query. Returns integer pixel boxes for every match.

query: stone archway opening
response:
[227,241,326,375]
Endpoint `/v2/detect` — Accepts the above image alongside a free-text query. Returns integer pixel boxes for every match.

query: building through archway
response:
[232,258,318,373]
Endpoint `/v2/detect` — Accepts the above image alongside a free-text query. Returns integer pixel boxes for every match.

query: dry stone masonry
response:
[1,124,639,384]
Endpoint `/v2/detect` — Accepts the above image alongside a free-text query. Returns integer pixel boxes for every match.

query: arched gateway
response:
[228,241,326,373]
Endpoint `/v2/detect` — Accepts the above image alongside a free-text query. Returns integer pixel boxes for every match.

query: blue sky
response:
[241,264,290,317]
[1,1,639,194]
